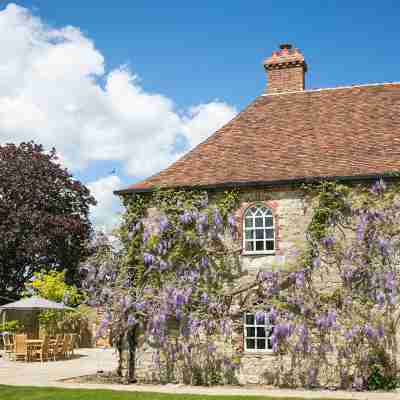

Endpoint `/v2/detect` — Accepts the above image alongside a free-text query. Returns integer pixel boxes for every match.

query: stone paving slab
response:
[0,348,117,385]
[1,349,399,399]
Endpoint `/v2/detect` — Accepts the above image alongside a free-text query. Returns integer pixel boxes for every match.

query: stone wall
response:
[132,187,312,384]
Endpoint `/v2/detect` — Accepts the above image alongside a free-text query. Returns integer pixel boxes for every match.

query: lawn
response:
[0,385,343,400]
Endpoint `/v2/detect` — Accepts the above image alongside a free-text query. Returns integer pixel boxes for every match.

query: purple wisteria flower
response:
[127,314,136,326]
[207,344,216,353]
[200,292,209,304]
[200,256,209,268]
[321,235,335,248]
[179,210,193,224]
[159,216,169,233]
[356,216,367,241]
[384,272,396,291]
[370,179,386,195]
[377,324,385,338]
[255,310,265,324]
[316,310,337,330]
[376,291,385,307]
[144,252,155,266]
[142,229,150,244]
[267,308,278,323]
[157,260,166,270]
[212,208,223,229]
[196,212,209,235]
[378,238,390,257]
[363,323,376,339]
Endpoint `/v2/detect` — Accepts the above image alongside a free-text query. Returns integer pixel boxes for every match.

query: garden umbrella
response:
[0,296,74,311]
[0,296,74,338]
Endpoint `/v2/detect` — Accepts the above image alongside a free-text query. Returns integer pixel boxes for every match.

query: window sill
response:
[242,350,276,357]
[242,251,276,256]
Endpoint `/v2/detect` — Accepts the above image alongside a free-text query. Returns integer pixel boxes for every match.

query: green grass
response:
[0,385,344,400]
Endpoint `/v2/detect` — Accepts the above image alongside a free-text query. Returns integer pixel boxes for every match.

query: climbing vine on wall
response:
[82,187,241,384]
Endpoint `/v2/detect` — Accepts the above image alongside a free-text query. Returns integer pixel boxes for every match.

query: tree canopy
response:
[0,142,96,301]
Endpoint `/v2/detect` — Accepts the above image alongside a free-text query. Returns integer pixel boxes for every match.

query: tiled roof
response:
[118,82,400,193]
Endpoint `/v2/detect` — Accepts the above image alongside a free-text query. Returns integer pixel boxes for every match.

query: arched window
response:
[243,205,275,254]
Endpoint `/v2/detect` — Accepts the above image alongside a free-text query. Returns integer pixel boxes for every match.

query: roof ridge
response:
[261,81,400,96]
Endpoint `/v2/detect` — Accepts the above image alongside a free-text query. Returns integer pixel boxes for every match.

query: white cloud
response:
[182,102,237,148]
[87,175,122,231]
[0,3,236,177]
[0,3,237,230]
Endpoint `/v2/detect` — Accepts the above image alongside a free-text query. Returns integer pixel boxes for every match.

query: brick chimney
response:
[263,44,307,94]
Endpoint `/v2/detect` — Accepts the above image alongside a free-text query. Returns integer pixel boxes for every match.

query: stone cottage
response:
[115,44,400,384]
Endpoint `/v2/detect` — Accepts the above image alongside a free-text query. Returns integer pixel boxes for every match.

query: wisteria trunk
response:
[117,328,137,383]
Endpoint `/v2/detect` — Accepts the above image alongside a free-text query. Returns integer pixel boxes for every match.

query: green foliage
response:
[38,305,91,336]
[303,181,351,241]
[25,270,82,306]
[0,320,24,334]
[118,188,239,291]
[367,365,399,391]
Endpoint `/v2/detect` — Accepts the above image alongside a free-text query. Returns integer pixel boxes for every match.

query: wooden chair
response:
[14,334,28,362]
[30,336,50,362]
[68,333,77,357]
[49,334,63,361]
[2,334,14,359]
[60,335,70,359]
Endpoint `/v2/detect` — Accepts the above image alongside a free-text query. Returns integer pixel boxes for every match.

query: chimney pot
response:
[279,43,292,50]
[263,43,307,94]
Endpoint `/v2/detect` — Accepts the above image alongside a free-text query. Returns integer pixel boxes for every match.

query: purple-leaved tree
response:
[0,142,95,301]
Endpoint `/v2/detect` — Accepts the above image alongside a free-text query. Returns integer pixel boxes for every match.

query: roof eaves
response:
[114,173,400,195]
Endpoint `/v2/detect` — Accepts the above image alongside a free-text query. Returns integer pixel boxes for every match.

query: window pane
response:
[265,209,272,216]
[265,241,274,251]
[257,327,266,337]
[245,230,254,239]
[250,207,257,213]
[267,328,274,349]
[257,339,266,350]
[255,241,264,251]
[246,339,255,349]
[255,313,265,325]
[255,218,263,227]
[246,327,255,337]
[245,314,255,325]
[265,229,274,239]
[245,241,254,252]
[245,218,253,228]
[255,229,264,239]
[265,217,273,227]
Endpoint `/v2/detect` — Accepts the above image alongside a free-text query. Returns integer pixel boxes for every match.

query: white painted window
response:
[243,205,275,254]
[244,312,273,352]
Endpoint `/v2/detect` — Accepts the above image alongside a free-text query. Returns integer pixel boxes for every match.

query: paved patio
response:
[0,348,118,385]
[1,349,400,399]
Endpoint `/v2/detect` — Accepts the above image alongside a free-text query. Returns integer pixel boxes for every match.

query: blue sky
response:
[1,1,400,229]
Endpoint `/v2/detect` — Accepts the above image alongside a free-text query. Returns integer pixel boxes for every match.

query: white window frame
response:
[244,312,273,353]
[242,205,275,255]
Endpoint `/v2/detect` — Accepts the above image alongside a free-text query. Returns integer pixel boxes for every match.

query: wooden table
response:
[26,339,43,360]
